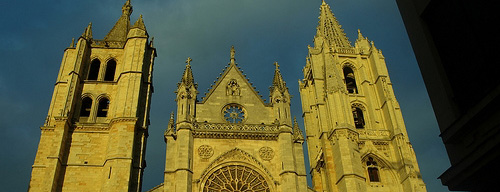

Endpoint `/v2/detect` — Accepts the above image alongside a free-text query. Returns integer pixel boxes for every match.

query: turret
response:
[176,57,198,123]
[270,62,291,125]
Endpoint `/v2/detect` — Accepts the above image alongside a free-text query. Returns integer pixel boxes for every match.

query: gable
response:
[195,64,274,124]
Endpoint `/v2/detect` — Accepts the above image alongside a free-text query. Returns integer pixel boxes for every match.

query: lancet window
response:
[366,157,380,182]
[352,105,365,129]
[343,66,358,94]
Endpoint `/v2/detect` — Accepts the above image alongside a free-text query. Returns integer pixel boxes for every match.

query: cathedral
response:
[28,0,427,192]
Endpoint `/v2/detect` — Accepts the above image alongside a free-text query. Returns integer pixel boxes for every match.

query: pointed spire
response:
[293,117,304,141]
[230,45,236,65]
[133,14,146,30]
[316,1,352,48]
[270,61,288,93]
[357,29,364,40]
[179,57,195,87]
[105,0,133,41]
[70,38,75,48]
[122,0,133,16]
[81,23,93,39]
[165,111,177,138]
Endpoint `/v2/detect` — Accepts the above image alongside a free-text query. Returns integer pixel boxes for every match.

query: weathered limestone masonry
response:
[28,1,156,191]
[299,1,427,192]
[152,46,308,192]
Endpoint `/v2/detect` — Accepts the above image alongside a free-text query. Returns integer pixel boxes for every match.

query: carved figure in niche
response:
[226,79,240,96]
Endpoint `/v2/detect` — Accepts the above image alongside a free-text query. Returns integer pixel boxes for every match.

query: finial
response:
[230,45,236,64]
[273,61,280,70]
[70,38,75,48]
[122,0,133,16]
[186,57,192,66]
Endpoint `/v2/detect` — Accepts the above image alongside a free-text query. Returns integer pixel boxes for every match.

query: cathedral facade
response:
[28,1,426,192]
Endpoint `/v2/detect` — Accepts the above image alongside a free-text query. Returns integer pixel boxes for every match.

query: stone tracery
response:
[203,165,271,192]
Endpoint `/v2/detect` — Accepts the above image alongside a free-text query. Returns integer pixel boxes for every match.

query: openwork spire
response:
[270,62,287,93]
[316,1,352,48]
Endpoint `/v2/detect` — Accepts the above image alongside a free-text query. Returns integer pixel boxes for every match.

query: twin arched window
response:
[87,58,117,81]
[79,96,110,121]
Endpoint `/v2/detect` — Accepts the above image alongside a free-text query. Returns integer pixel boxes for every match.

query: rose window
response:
[223,104,245,123]
[203,165,270,192]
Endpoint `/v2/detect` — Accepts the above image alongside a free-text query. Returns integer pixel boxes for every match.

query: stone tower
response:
[153,47,307,192]
[299,1,426,192]
[28,1,156,191]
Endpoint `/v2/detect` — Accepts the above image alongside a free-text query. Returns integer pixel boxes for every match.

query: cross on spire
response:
[186,57,192,65]
[273,61,280,69]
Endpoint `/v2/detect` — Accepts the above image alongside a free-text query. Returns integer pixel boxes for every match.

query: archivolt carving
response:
[202,165,271,192]
[199,148,274,183]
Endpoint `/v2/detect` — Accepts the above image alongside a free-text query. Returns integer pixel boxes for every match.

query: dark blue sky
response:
[0,0,450,191]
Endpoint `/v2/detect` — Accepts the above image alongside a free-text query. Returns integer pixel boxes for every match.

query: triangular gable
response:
[200,63,267,106]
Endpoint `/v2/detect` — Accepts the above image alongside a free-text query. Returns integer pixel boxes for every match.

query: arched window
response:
[366,157,380,182]
[343,67,358,94]
[88,59,101,80]
[80,97,93,117]
[104,59,116,81]
[96,98,110,117]
[352,105,365,128]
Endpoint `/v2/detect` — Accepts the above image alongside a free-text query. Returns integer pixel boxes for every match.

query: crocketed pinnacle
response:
[293,117,304,141]
[270,62,288,93]
[104,0,133,41]
[179,57,195,87]
[316,1,352,48]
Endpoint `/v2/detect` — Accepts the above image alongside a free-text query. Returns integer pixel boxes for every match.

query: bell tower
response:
[299,1,427,192]
[28,1,156,191]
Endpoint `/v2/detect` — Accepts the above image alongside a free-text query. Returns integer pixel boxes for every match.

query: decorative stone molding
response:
[192,131,278,140]
[258,147,274,161]
[358,130,391,139]
[199,148,274,183]
[329,128,359,142]
[198,145,214,159]
[91,40,125,48]
[194,122,278,132]
[109,117,138,125]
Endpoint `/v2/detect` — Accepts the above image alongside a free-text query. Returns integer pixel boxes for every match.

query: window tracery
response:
[223,104,245,123]
[366,157,380,182]
[203,165,270,192]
